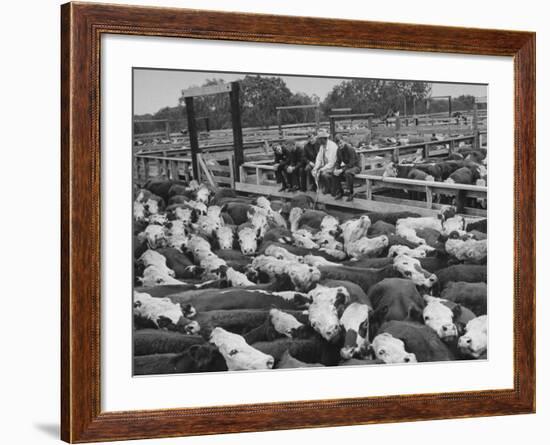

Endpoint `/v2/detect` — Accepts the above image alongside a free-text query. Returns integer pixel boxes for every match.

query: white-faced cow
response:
[209,327,274,370]
[458,315,487,358]
[339,303,371,359]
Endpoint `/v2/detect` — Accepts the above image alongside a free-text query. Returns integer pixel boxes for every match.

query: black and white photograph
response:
[132,68,488,375]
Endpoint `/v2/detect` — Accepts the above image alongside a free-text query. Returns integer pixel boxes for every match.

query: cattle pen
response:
[131,71,491,378]
[133,83,487,219]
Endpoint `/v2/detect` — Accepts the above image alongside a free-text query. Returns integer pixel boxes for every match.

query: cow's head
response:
[174,318,201,335]
[144,198,160,215]
[320,215,340,236]
[238,226,261,256]
[307,285,348,342]
[458,315,487,358]
[463,239,488,263]
[339,303,371,360]
[133,201,147,222]
[196,215,220,238]
[269,309,304,338]
[370,333,417,364]
[293,230,318,249]
[287,263,321,292]
[382,161,398,178]
[168,234,188,252]
[142,224,167,249]
[206,205,222,220]
[149,213,168,226]
[289,207,304,231]
[388,245,427,259]
[192,247,215,263]
[210,327,274,371]
[438,205,457,222]
[249,211,268,237]
[173,207,192,225]
[215,226,235,250]
[341,215,371,246]
[256,196,272,211]
[226,267,254,287]
[140,265,182,286]
[442,215,466,236]
[393,254,438,288]
[422,296,460,342]
[195,185,211,204]
[138,249,169,270]
[265,245,304,263]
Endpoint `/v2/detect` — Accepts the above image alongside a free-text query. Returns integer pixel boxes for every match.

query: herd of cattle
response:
[133,178,488,375]
[382,145,487,186]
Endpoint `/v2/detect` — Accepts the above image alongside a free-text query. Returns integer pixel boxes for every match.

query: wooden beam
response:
[329,113,375,121]
[182,83,232,98]
[234,182,442,217]
[276,104,319,110]
[230,81,244,181]
[184,96,200,179]
[197,154,218,190]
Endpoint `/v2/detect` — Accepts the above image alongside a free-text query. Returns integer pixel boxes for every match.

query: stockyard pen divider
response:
[237,163,487,217]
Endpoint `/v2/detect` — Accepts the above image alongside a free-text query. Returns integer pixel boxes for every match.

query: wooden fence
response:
[236,133,487,216]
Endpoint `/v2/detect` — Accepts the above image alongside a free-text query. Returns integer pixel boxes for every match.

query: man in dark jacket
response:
[332,136,361,201]
[273,140,300,192]
[296,132,320,192]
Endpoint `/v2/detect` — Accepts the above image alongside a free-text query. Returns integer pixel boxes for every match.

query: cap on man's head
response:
[317,128,330,138]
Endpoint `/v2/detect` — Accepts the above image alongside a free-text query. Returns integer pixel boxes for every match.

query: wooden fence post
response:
[392,147,400,164]
[329,117,336,140]
[365,179,372,200]
[185,96,200,180]
[315,107,320,131]
[395,116,401,132]
[456,190,466,214]
[473,103,479,149]
[230,81,244,182]
[164,121,170,140]
[423,143,429,159]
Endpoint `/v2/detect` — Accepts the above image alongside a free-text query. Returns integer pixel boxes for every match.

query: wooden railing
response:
[237,138,487,217]
[357,134,477,168]
[197,152,235,189]
[134,150,236,189]
[357,173,486,215]
[134,152,192,183]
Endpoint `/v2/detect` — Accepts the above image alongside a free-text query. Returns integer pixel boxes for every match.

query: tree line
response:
[134,75,481,134]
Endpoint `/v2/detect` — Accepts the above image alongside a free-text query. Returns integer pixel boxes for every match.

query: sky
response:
[133,68,487,116]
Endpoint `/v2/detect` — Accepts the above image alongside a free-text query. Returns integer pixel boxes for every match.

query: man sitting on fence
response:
[312,128,338,195]
[297,132,320,192]
[332,136,361,201]
[273,140,300,192]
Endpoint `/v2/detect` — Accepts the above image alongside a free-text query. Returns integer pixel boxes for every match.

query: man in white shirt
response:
[312,128,338,195]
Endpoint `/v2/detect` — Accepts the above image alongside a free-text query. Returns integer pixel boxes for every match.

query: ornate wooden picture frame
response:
[61,2,535,442]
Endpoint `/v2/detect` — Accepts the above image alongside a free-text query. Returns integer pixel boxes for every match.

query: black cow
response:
[133,329,205,356]
[134,345,227,374]
[367,278,425,337]
[441,282,487,316]
[319,264,400,295]
[376,320,454,362]
[435,265,487,290]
